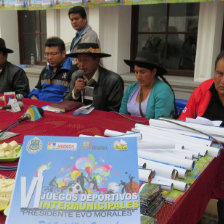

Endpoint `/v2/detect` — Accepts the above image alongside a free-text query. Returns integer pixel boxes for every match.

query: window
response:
[18,10,47,65]
[131,3,199,76]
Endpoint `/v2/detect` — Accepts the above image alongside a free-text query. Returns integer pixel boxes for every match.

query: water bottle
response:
[30,53,35,65]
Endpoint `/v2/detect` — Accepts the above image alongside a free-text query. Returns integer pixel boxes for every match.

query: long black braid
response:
[133,62,179,119]
[157,73,178,119]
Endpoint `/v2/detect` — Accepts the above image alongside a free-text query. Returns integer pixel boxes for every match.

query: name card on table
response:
[6,136,140,224]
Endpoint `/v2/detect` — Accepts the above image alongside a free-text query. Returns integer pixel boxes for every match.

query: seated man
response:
[0,38,29,97]
[179,50,224,122]
[64,43,124,112]
[179,50,224,224]
[28,37,77,103]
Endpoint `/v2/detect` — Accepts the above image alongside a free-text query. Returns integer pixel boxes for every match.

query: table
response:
[0,98,223,224]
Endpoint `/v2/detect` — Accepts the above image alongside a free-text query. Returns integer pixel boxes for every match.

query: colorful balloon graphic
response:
[55,154,113,193]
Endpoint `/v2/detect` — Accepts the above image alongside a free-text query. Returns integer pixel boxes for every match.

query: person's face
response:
[69,13,87,31]
[77,54,100,79]
[134,65,157,88]
[45,46,66,68]
[214,58,224,98]
[0,51,7,67]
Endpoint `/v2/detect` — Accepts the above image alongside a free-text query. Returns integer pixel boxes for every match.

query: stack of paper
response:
[139,183,165,217]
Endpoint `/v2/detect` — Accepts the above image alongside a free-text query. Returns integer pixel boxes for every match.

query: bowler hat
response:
[0,38,13,54]
[66,43,111,58]
[124,50,166,76]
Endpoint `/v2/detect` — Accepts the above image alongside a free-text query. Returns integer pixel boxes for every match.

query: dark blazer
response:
[64,66,124,112]
[0,61,30,97]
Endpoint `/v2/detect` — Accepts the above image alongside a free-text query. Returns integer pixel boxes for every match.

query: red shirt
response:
[178,79,214,121]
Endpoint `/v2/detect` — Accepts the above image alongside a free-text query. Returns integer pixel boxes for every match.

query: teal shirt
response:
[119,79,175,119]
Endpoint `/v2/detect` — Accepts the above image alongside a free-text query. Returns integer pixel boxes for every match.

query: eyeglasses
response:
[44,52,60,57]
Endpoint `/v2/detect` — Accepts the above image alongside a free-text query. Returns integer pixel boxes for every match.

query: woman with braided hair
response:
[119,50,177,119]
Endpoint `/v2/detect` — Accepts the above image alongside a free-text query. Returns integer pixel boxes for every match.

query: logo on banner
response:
[47,142,77,151]
[81,140,108,150]
[113,139,128,151]
[26,137,43,154]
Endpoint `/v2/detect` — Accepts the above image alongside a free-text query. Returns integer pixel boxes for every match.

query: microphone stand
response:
[0,120,20,138]
[0,115,30,138]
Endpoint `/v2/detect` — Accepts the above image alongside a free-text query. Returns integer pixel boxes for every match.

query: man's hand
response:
[73,78,86,97]
[31,96,38,100]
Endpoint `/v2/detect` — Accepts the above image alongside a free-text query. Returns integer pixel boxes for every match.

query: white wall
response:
[99,5,131,74]
[194,2,224,82]
[88,7,100,35]
[0,11,20,65]
[59,9,75,52]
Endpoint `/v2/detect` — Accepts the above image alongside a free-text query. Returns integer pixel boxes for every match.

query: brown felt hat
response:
[66,43,111,58]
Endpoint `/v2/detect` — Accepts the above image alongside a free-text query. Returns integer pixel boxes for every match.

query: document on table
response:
[186,116,223,127]
[0,131,18,141]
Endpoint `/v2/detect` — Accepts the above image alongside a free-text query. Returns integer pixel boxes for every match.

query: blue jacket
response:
[28,58,77,103]
[119,79,175,119]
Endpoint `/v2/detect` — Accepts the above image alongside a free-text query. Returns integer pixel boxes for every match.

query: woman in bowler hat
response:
[119,50,177,119]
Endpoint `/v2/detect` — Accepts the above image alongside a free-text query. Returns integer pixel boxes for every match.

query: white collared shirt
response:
[72,68,99,100]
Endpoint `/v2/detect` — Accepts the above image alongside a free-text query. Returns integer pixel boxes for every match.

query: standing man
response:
[68,6,100,53]
[0,38,29,97]
[28,37,76,103]
[179,50,224,224]
[64,43,124,112]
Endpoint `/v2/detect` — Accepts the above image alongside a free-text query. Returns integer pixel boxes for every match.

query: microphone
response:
[15,94,24,101]
[75,69,84,79]
[75,70,85,103]
[0,106,44,137]
[0,101,24,110]
[18,106,44,122]
[0,94,24,102]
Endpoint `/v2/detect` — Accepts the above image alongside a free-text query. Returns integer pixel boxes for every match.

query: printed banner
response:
[0,0,220,9]
[0,0,26,10]
[6,136,140,224]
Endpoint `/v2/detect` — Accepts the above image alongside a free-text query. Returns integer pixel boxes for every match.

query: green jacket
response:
[119,79,174,119]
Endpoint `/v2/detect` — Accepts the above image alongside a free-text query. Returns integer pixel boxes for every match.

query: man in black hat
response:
[0,38,30,97]
[64,43,124,112]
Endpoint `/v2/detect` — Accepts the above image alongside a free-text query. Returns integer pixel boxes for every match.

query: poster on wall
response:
[83,0,121,7]
[0,0,26,9]
[0,0,220,9]
[122,0,165,5]
[54,0,82,9]
[27,0,54,9]
[6,136,140,224]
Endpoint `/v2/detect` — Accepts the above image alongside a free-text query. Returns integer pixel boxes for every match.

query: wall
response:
[99,5,131,74]
[0,11,20,65]
[194,2,224,82]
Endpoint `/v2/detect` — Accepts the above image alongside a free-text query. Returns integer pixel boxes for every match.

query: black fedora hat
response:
[124,50,166,76]
[66,43,111,58]
[0,38,13,54]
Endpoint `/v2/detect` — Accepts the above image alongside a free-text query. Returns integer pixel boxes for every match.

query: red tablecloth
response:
[0,98,148,144]
[0,98,223,224]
